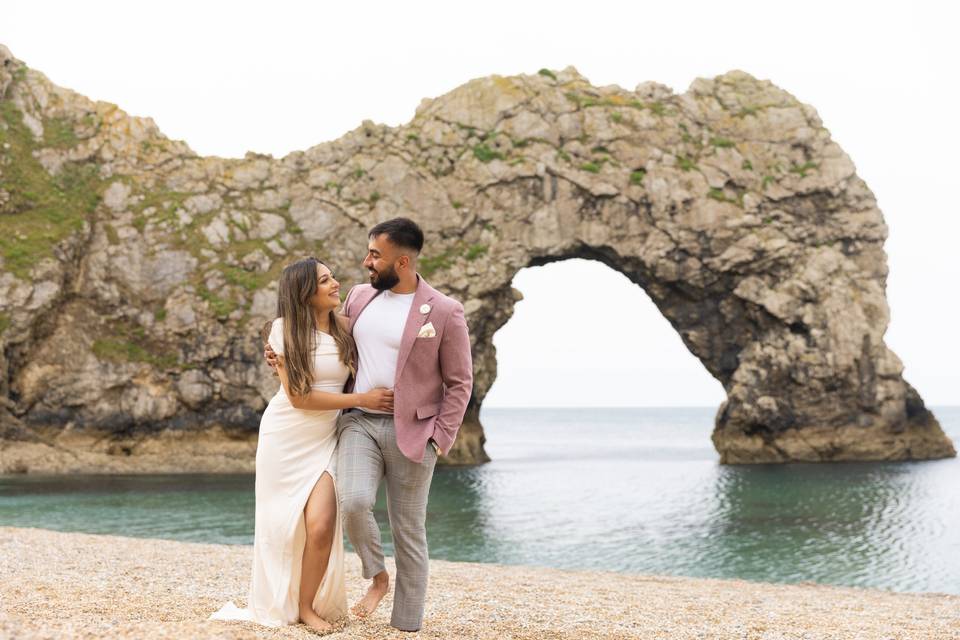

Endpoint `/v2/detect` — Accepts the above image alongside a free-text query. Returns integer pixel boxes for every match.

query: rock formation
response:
[0,45,953,472]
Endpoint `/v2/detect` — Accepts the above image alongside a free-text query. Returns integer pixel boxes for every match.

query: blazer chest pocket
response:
[416,321,437,339]
[416,403,440,420]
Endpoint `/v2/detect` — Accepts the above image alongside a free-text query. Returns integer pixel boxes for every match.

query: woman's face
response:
[307,263,340,313]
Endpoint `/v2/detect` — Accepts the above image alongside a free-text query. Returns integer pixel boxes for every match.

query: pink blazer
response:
[342,276,473,463]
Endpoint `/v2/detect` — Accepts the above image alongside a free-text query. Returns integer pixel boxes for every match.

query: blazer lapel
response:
[348,286,382,332]
[394,275,435,385]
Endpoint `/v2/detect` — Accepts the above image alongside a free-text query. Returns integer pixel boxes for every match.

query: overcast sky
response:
[4,1,957,407]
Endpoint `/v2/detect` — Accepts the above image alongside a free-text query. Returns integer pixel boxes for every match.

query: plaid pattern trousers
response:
[336,410,437,631]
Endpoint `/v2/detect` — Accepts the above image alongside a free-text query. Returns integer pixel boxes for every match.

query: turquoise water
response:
[2,407,958,595]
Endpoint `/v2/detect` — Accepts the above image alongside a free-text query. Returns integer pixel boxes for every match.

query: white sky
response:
[4,1,958,407]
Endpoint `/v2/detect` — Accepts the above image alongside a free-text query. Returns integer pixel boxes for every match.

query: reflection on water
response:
[2,407,958,594]
[696,462,955,592]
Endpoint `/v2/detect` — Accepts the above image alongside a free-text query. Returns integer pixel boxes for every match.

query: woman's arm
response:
[276,357,393,412]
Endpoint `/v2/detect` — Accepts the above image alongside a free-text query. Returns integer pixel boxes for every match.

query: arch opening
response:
[483,258,725,410]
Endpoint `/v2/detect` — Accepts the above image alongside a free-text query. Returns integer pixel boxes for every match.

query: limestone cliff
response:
[0,45,953,472]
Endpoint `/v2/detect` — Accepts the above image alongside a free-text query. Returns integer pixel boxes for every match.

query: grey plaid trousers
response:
[336,410,437,631]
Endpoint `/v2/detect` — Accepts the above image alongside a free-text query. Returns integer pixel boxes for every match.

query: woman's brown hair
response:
[264,257,356,396]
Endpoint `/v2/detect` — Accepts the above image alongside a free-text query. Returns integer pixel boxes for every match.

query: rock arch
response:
[0,45,953,470]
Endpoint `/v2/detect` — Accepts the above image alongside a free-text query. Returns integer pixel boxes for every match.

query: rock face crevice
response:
[0,45,953,472]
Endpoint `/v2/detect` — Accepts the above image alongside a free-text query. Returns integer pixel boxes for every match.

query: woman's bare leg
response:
[299,471,337,631]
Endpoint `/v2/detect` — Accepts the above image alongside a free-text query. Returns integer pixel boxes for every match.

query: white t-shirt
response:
[353,289,415,413]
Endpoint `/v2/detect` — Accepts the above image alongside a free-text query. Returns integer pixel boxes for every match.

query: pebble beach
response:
[1,527,958,639]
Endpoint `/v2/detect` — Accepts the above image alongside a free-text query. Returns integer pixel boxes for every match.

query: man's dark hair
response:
[369,217,424,254]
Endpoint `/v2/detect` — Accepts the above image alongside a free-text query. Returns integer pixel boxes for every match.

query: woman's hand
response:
[360,388,394,412]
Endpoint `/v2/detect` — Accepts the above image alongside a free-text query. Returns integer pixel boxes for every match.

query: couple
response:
[211,218,473,633]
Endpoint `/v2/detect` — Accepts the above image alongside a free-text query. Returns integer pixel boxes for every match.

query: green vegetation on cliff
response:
[92,319,178,369]
[0,100,107,278]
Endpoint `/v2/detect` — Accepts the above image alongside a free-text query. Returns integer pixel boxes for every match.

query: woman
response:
[211,257,393,633]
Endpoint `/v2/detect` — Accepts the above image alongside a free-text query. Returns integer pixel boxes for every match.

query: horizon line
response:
[481,404,960,410]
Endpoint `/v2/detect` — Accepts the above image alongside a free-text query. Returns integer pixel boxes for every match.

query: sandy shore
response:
[1,527,957,639]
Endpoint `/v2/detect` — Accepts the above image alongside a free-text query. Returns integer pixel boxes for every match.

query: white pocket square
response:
[417,322,436,338]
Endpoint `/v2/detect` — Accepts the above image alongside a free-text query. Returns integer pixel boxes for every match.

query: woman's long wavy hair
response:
[263,257,356,396]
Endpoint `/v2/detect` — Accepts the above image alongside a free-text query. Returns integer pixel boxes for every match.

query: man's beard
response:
[370,264,400,291]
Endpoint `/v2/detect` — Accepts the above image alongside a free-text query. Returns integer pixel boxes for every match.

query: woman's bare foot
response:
[352,570,390,618]
[299,606,334,634]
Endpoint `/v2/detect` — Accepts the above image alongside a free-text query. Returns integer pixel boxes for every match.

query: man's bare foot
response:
[352,570,390,618]
[299,606,334,634]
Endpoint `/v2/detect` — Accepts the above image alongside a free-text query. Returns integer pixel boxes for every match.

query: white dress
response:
[211,318,349,626]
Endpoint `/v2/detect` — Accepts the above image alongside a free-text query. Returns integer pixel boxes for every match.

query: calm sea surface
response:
[2,406,958,595]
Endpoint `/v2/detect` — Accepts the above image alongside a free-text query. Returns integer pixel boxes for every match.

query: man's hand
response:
[264,343,279,371]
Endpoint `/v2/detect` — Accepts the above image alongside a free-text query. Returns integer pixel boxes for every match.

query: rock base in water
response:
[713,415,957,464]
[0,426,257,474]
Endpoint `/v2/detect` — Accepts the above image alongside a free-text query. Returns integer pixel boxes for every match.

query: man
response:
[267,217,472,632]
